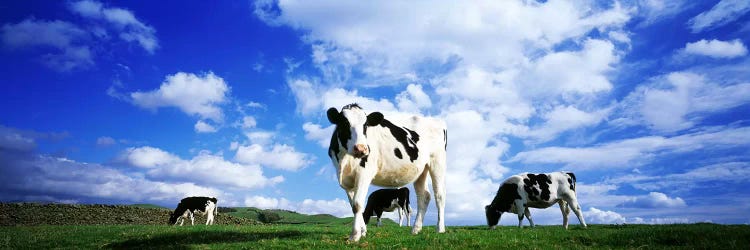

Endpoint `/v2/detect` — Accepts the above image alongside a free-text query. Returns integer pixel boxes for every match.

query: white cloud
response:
[241,116,257,129]
[526,105,610,143]
[585,207,626,224]
[607,162,750,191]
[620,192,687,208]
[120,146,180,168]
[130,72,229,123]
[1,18,93,71]
[119,146,284,189]
[633,0,692,27]
[68,0,158,53]
[235,144,313,171]
[688,0,750,33]
[288,79,397,116]
[96,136,116,146]
[257,1,630,83]
[522,39,618,96]
[244,131,274,145]
[624,72,750,132]
[396,84,432,113]
[244,195,292,210]
[302,122,334,148]
[683,39,748,58]
[511,126,750,170]
[1,154,222,204]
[194,120,218,133]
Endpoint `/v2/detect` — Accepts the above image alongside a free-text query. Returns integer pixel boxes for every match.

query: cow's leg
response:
[206,209,214,225]
[429,155,447,233]
[524,207,535,228]
[411,170,431,235]
[349,176,373,241]
[190,211,194,226]
[559,200,570,229]
[397,207,404,227]
[407,204,412,226]
[515,200,525,228]
[178,217,184,226]
[566,197,587,228]
[376,210,384,227]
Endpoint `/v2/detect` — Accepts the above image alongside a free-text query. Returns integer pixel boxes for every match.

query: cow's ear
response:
[327,108,342,124]
[366,112,384,126]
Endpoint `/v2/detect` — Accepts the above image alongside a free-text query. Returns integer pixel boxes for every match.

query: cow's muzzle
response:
[353,144,369,158]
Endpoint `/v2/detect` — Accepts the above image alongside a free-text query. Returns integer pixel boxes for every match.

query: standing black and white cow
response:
[169,196,218,226]
[485,172,587,229]
[328,104,447,241]
[363,187,412,227]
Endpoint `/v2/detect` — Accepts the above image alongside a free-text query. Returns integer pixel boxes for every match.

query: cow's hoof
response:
[411,227,422,235]
[438,226,446,233]
[348,234,361,242]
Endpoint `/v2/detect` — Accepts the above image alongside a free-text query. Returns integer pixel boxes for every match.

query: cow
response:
[363,187,413,227]
[327,103,447,241]
[169,196,218,226]
[485,172,587,229]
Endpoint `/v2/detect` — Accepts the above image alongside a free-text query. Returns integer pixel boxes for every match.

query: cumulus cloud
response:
[302,122,334,148]
[119,146,284,189]
[621,72,750,132]
[396,84,432,113]
[607,162,750,192]
[585,207,626,224]
[194,120,217,133]
[67,0,158,53]
[241,116,257,129]
[683,39,748,59]
[288,79,397,116]
[235,144,313,171]
[526,105,610,143]
[130,72,229,123]
[1,18,93,71]
[0,128,222,205]
[688,0,750,33]
[619,192,687,208]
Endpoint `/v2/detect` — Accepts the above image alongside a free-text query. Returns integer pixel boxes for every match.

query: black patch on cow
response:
[566,172,577,191]
[342,103,361,110]
[379,119,420,162]
[443,129,447,150]
[359,155,368,168]
[328,130,340,162]
[523,174,553,202]
[394,148,403,159]
[486,183,520,226]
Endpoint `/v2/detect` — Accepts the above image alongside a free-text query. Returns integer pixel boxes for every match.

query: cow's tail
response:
[565,172,577,191]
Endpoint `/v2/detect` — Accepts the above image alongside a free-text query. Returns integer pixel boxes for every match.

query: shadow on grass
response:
[105,230,306,249]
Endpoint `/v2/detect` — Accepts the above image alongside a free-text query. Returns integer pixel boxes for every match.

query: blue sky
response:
[1,0,749,226]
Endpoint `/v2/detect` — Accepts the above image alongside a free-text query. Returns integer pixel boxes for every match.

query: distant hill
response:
[0,203,259,226]
[225,207,397,226]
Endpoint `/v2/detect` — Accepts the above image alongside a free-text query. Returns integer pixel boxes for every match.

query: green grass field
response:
[2,224,749,249]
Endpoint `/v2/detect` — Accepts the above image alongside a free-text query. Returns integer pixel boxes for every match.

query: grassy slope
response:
[225,207,396,226]
[2,224,749,249]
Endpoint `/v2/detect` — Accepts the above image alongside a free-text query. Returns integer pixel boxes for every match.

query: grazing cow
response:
[327,104,447,241]
[169,196,218,226]
[485,172,587,229]
[364,187,412,227]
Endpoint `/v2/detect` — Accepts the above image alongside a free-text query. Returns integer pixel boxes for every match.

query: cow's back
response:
[368,115,446,187]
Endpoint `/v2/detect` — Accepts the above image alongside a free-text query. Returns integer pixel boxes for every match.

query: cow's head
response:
[168,212,178,225]
[327,104,384,158]
[485,205,502,229]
